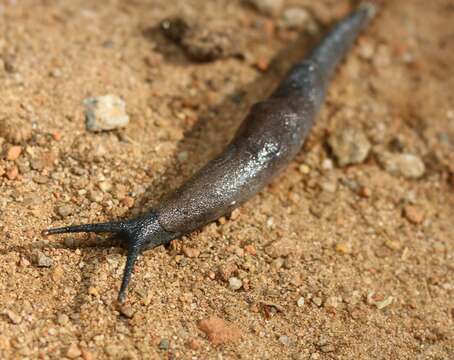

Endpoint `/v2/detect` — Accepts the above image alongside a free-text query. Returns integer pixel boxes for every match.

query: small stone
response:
[118,304,135,319]
[121,196,135,208]
[403,205,425,224]
[312,297,323,307]
[183,246,200,258]
[219,262,237,281]
[335,242,351,254]
[378,152,425,179]
[244,244,256,255]
[297,297,305,307]
[98,181,112,193]
[6,146,22,161]
[6,165,19,180]
[298,164,310,174]
[271,257,284,270]
[328,128,371,166]
[187,339,201,350]
[279,335,290,346]
[57,314,70,325]
[36,251,53,267]
[265,238,300,258]
[384,239,402,251]
[50,68,63,78]
[198,317,242,346]
[228,277,243,291]
[320,344,335,353]
[88,286,99,297]
[159,339,170,350]
[84,95,129,132]
[57,205,73,218]
[81,349,94,360]
[0,117,33,143]
[321,158,333,170]
[66,343,82,359]
[89,191,103,203]
[376,296,393,310]
[282,7,311,29]
[320,179,337,193]
[4,310,21,324]
[246,0,283,16]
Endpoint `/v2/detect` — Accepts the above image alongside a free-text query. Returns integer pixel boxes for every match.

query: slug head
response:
[43,212,175,303]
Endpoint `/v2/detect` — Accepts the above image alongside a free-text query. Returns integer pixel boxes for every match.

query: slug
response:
[43,4,376,303]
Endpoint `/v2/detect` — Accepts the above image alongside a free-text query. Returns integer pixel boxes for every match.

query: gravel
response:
[246,0,283,16]
[282,7,311,29]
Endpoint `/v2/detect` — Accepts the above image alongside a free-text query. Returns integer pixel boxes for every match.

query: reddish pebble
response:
[198,317,242,346]
[403,204,424,224]
[182,246,200,258]
[52,131,62,141]
[6,146,22,161]
[187,339,201,350]
[6,165,19,180]
[244,244,257,256]
[121,196,135,208]
[255,58,270,72]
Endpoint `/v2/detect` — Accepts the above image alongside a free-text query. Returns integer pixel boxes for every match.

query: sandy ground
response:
[0,0,453,359]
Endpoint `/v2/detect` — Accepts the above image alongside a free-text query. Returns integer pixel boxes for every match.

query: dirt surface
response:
[0,0,453,359]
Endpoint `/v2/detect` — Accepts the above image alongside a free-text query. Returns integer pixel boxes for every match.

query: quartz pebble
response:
[246,0,283,16]
[328,128,371,166]
[6,146,22,161]
[282,7,311,29]
[377,152,425,179]
[66,343,82,359]
[84,95,129,132]
[36,251,53,267]
[228,277,243,291]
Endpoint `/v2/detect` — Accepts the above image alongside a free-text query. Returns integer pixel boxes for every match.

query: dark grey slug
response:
[43,4,376,302]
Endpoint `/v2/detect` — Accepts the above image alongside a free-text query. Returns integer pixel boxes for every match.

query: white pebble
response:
[228,277,243,291]
[84,95,129,132]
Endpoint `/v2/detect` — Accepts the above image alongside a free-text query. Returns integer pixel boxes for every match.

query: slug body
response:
[44,5,375,302]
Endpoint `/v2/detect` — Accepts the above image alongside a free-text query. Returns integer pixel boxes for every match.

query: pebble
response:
[228,277,243,291]
[66,343,82,359]
[182,246,200,258]
[6,165,19,180]
[335,242,351,254]
[403,204,425,224]
[118,304,135,319]
[321,158,334,170]
[328,128,371,166]
[265,238,300,258]
[121,196,135,208]
[36,251,53,267]
[246,0,283,16]
[6,146,22,161]
[159,339,170,350]
[57,205,73,218]
[0,117,33,144]
[298,164,310,174]
[98,181,112,193]
[282,7,311,29]
[198,317,242,345]
[384,239,402,251]
[279,335,290,346]
[297,297,305,307]
[312,297,323,307]
[187,339,201,350]
[244,244,256,255]
[84,95,129,132]
[219,262,237,281]
[57,314,70,325]
[377,152,425,179]
[4,310,21,324]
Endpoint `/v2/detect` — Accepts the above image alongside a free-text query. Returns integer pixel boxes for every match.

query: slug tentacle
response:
[42,221,126,236]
